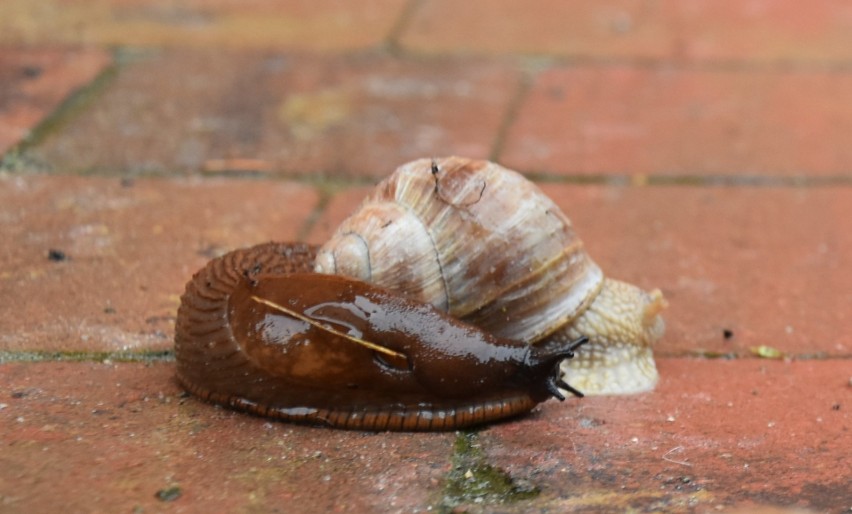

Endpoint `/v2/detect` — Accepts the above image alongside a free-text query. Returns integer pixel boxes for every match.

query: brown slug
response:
[175,242,587,431]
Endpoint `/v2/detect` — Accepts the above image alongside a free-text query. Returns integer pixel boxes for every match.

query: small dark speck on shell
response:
[722,329,734,340]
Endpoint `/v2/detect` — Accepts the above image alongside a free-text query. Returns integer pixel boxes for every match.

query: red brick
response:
[0,0,407,50]
[305,186,373,245]
[400,0,671,59]
[484,358,851,512]
[308,181,852,357]
[0,47,111,155]
[668,0,852,64]
[0,175,318,352]
[0,362,453,513]
[401,0,852,64]
[24,51,519,178]
[1,359,847,512]
[501,67,852,177]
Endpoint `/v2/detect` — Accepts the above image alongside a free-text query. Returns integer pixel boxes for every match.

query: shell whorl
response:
[315,157,605,344]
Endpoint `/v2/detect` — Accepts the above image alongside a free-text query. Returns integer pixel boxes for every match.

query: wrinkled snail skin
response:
[175,242,585,431]
[553,280,667,395]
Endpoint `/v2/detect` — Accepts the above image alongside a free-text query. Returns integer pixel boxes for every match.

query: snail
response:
[175,242,588,430]
[314,157,667,396]
[175,156,666,430]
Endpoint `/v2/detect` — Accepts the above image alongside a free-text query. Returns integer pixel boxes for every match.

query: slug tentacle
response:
[526,335,589,401]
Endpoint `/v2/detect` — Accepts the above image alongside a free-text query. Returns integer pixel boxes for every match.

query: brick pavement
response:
[1,1,850,513]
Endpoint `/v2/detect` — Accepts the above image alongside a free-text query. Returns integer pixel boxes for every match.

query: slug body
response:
[175,242,586,431]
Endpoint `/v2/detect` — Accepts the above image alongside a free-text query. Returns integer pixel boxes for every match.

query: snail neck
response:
[554,278,666,395]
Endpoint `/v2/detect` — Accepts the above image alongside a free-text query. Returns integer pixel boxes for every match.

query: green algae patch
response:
[439,431,539,512]
[0,349,174,364]
[154,486,182,502]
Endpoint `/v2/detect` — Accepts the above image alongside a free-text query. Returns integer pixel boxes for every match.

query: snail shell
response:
[316,157,667,395]
[314,157,603,344]
[174,242,588,431]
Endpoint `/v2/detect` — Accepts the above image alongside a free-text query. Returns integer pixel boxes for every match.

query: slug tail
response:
[174,242,319,406]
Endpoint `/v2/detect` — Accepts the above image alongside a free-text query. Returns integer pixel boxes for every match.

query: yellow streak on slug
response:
[250,295,407,359]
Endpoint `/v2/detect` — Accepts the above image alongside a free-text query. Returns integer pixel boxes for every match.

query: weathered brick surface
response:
[2,1,851,513]
[0,47,111,155]
[484,358,851,513]
[0,174,318,352]
[400,0,672,60]
[0,362,453,513]
[401,0,852,64]
[501,67,852,177]
[0,0,407,50]
[22,51,519,178]
[1,359,847,512]
[306,185,373,245]
[661,0,852,64]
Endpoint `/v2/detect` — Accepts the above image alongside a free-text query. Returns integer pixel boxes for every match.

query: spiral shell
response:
[315,157,604,344]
